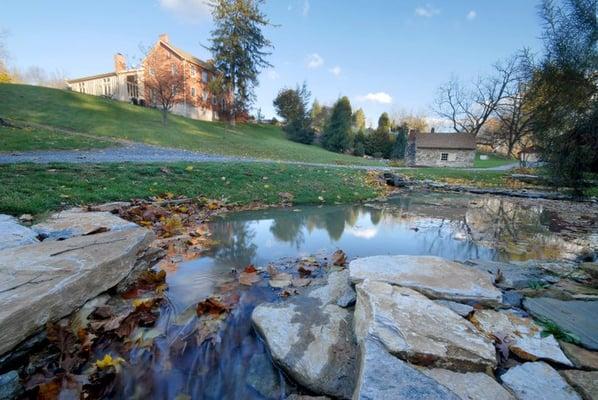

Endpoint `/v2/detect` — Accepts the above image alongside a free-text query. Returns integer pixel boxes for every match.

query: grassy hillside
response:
[0,84,381,165]
[0,125,113,151]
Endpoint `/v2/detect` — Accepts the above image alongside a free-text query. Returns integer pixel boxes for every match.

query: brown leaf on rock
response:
[331,249,347,266]
[244,264,257,273]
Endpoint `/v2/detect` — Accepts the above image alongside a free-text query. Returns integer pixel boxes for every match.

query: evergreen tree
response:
[322,96,353,152]
[207,0,273,123]
[310,99,330,133]
[365,112,393,158]
[273,83,314,144]
[352,108,366,131]
[391,131,407,159]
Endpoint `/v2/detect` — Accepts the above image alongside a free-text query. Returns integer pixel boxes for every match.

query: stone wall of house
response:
[414,148,475,167]
[405,141,417,166]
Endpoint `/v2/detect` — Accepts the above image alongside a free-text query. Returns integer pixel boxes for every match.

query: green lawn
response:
[0,125,113,151]
[0,163,382,215]
[401,167,508,186]
[474,152,516,168]
[0,84,381,166]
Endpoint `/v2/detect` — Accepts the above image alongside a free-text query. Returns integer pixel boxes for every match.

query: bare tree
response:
[391,108,429,132]
[143,48,185,126]
[434,56,520,136]
[494,83,534,156]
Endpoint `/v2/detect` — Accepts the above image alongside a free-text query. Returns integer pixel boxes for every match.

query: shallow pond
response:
[115,192,591,399]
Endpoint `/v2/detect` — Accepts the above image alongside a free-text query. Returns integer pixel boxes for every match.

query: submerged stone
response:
[251,298,356,399]
[0,227,154,356]
[523,297,598,350]
[500,362,581,400]
[354,280,496,372]
[354,338,459,400]
[471,310,572,366]
[349,255,502,306]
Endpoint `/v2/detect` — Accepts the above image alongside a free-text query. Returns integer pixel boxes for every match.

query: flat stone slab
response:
[523,297,598,350]
[350,255,502,305]
[422,368,515,400]
[252,298,356,399]
[354,280,496,372]
[32,210,138,240]
[0,227,153,356]
[561,370,598,400]
[559,341,598,370]
[307,269,355,308]
[501,362,581,400]
[0,214,39,251]
[354,338,460,400]
[464,259,559,289]
[471,310,572,366]
[434,300,474,317]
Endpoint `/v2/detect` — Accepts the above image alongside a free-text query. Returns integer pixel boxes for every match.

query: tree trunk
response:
[161,109,168,127]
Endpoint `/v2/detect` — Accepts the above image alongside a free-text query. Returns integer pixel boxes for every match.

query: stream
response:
[112,192,593,399]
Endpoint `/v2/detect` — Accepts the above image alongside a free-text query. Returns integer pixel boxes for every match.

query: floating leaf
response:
[95,354,124,369]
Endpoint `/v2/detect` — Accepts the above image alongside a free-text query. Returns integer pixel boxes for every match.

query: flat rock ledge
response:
[354,280,497,372]
[471,310,572,366]
[0,218,154,356]
[349,255,502,306]
[32,209,138,240]
[500,362,581,400]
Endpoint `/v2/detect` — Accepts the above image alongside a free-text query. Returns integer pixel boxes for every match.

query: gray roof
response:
[414,132,477,150]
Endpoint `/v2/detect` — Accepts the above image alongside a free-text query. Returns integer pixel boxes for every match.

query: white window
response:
[202,71,209,83]
[171,64,177,76]
[103,78,111,96]
[190,65,196,77]
[191,87,196,97]
[202,92,208,102]
[78,82,86,93]
[441,153,449,161]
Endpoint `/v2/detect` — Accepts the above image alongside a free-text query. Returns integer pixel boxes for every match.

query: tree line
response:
[273,84,427,160]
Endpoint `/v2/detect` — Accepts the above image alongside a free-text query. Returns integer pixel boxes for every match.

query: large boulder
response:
[32,210,138,240]
[523,297,598,350]
[500,362,581,400]
[353,338,460,400]
[349,255,502,306]
[0,214,39,251]
[421,368,515,400]
[251,296,356,399]
[0,227,154,356]
[471,310,572,366]
[354,280,497,372]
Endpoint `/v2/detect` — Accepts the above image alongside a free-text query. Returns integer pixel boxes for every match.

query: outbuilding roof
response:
[413,132,477,150]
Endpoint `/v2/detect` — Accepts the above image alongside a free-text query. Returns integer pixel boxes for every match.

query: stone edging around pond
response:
[252,255,598,400]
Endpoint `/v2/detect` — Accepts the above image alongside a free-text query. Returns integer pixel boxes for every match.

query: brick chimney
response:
[114,53,127,73]
[159,33,169,44]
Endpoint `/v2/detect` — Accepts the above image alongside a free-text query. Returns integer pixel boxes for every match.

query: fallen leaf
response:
[95,354,125,369]
[244,264,257,273]
[239,271,261,286]
[331,249,347,266]
[269,272,293,289]
[196,297,230,317]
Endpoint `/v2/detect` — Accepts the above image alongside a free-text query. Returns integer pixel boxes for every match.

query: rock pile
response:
[252,254,597,399]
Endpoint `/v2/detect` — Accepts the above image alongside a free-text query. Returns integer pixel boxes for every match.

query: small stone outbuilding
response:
[405,130,477,167]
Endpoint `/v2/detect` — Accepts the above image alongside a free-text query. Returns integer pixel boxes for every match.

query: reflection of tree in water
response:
[269,214,306,248]
[369,208,383,225]
[269,206,367,244]
[209,220,258,267]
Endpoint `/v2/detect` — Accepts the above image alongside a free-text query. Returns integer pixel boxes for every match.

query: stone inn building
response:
[405,130,477,167]
[66,34,225,121]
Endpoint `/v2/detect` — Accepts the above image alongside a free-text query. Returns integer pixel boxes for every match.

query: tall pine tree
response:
[207,0,273,124]
[322,96,353,152]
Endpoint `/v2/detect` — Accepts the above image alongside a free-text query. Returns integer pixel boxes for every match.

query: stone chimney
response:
[159,33,170,44]
[431,127,435,134]
[114,53,127,73]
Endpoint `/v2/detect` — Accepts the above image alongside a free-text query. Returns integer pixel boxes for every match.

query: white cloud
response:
[306,53,324,69]
[415,4,440,18]
[302,0,310,16]
[357,92,393,104]
[346,227,378,240]
[159,0,210,21]
[329,66,341,77]
[466,10,477,20]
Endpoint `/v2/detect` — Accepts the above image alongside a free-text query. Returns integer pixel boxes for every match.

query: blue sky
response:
[3,0,544,126]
